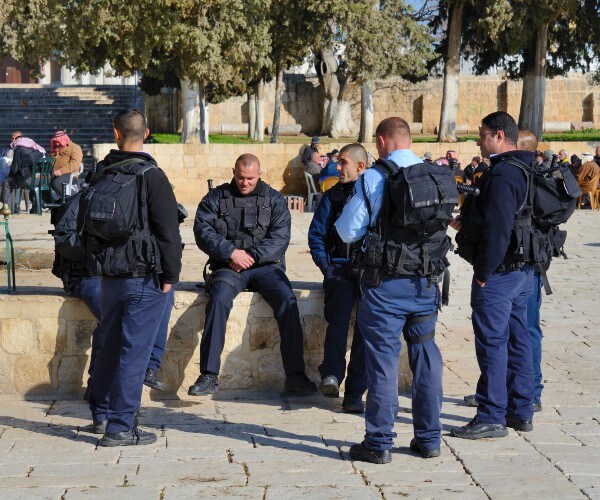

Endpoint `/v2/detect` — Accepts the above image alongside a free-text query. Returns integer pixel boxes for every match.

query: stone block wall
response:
[146,73,600,136]
[94,141,599,205]
[0,288,412,398]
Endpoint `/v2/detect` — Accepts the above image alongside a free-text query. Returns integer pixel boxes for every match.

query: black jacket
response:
[468,150,533,282]
[95,150,182,284]
[194,179,291,269]
[10,146,44,186]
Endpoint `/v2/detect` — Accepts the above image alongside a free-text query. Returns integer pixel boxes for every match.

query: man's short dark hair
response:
[481,111,519,146]
[375,117,411,141]
[339,143,368,166]
[113,108,147,142]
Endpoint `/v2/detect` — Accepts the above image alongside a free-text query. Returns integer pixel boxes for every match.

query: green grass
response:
[150,129,600,145]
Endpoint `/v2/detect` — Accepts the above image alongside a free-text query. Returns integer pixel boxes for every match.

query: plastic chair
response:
[304,172,322,211]
[65,163,84,196]
[29,158,55,215]
[320,176,339,192]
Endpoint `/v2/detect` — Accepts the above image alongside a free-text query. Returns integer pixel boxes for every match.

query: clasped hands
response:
[229,249,255,272]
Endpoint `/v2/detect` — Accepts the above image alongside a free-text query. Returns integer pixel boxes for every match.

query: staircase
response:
[0,85,139,166]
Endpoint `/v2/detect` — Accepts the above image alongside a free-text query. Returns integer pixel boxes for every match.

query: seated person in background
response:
[50,131,84,195]
[301,136,321,165]
[594,146,600,166]
[305,150,323,188]
[572,155,600,206]
[189,153,317,397]
[558,149,570,167]
[0,131,45,211]
[319,149,340,184]
[464,156,481,183]
[422,152,435,165]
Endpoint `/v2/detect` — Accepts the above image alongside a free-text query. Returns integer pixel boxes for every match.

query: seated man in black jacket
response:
[189,154,317,396]
[1,131,45,211]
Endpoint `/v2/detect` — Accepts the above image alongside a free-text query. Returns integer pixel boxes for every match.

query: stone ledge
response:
[0,284,411,398]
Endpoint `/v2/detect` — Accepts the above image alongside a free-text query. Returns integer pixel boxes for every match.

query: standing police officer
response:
[189,154,317,396]
[336,117,456,463]
[84,109,182,446]
[451,111,535,439]
[308,143,368,413]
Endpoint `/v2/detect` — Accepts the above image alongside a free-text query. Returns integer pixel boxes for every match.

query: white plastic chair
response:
[304,172,322,211]
[65,163,84,196]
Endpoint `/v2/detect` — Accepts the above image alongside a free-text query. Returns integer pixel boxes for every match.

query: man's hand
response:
[476,280,486,287]
[54,169,62,176]
[449,217,462,232]
[229,249,255,272]
[162,283,172,293]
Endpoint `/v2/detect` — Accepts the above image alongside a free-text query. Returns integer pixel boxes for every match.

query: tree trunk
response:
[180,79,200,144]
[358,80,374,142]
[437,0,465,142]
[253,79,265,142]
[518,24,548,140]
[198,82,209,144]
[270,63,284,144]
[248,92,256,138]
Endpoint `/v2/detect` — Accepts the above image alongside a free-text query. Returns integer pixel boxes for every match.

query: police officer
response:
[308,143,368,413]
[336,117,456,463]
[451,111,535,439]
[189,154,317,396]
[84,109,182,446]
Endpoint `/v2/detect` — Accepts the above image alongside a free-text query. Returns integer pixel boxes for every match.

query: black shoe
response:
[464,394,478,407]
[450,417,508,440]
[349,442,392,464]
[144,369,165,391]
[533,402,542,413]
[284,372,318,396]
[319,375,339,398]
[100,427,157,447]
[80,419,107,434]
[409,438,441,459]
[342,393,364,414]
[506,418,533,432]
[188,373,219,396]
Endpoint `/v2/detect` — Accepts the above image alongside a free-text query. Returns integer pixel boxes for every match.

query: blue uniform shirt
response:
[335,149,423,243]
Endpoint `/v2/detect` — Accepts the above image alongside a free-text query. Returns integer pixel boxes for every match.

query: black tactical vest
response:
[214,181,272,250]
[365,159,458,278]
[327,181,356,260]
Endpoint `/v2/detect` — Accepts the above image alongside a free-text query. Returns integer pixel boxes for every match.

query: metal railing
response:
[1,203,16,293]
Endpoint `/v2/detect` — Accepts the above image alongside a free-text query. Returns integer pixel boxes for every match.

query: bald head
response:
[233,154,261,195]
[375,117,411,158]
[517,129,538,153]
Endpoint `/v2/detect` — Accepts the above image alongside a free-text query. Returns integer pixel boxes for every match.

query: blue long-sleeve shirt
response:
[335,149,422,243]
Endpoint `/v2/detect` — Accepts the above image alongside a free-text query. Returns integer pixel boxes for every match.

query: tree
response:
[310,0,434,140]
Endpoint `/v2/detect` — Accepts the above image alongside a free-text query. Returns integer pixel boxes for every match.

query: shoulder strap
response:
[505,158,534,215]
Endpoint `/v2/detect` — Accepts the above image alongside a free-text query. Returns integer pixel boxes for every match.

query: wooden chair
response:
[576,174,599,210]
[472,172,483,185]
[320,176,339,192]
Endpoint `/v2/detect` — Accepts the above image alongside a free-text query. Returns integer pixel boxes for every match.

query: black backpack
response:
[80,158,155,242]
[507,157,582,293]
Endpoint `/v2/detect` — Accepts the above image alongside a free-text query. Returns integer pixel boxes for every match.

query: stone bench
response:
[0,283,412,398]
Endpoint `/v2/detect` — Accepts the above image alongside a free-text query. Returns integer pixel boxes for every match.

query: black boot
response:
[100,427,157,447]
[188,373,219,396]
[144,369,165,391]
[284,372,317,396]
[342,393,364,414]
[349,442,392,464]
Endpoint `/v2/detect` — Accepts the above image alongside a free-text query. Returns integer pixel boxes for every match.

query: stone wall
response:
[94,141,599,205]
[0,287,411,398]
[145,73,600,135]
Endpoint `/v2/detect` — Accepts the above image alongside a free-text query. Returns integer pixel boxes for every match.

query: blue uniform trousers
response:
[201,265,305,375]
[77,278,172,377]
[527,271,543,405]
[359,276,443,452]
[320,263,366,395]
[90,275,168,433]
[471,266,534,424]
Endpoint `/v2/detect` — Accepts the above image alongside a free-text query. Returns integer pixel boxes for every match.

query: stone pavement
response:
[1,207,600,498]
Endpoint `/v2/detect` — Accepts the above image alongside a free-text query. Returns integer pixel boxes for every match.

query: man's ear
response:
[144,128,150,140]
[113,128,120,142]
[357,161,366,173]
